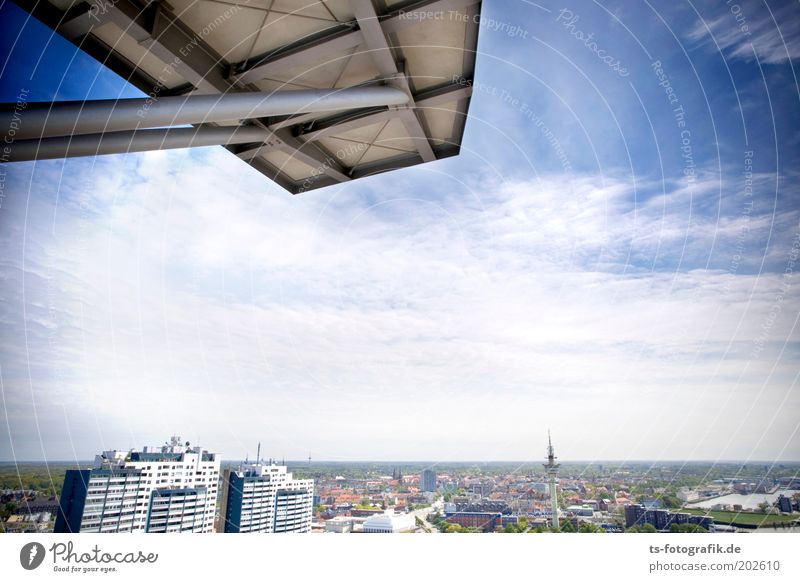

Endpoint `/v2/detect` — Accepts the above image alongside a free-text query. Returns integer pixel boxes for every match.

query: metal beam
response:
[7,126,272,162]
[235,136,287,161]
[351,0,397,78]
[268,110,335,131]
[77,33,166,95]
[13,0,235,94]
[297,108,395,142]
[235,129,351,183]
[350,0,435,162]
[230,0,480,84]
[415,82,473,108]
[350,143,460,179]
[276,131,352,183]
[461,1,480,80]
[395,108,435,162]
[231,25,363,85]
[2,87,409,140]
[248,156,305,194]
[380,0,480,35]
[56,3,101,41]
[278,82,471,136]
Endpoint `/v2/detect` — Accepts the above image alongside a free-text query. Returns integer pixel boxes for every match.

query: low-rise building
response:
[444,512,502,532]
[362,510,415,533]
[625,504,713,531]
[325,516,355,533]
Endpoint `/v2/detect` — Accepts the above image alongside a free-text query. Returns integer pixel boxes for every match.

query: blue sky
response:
[0,0,798,462]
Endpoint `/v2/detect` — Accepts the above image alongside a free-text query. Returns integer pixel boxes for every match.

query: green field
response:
[681,508,800,528]
[0,463,77,496]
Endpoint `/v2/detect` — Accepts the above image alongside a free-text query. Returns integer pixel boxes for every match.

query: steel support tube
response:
[6,125,272,162]
[1,87,410,140]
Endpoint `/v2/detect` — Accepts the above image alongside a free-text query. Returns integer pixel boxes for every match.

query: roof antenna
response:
[257,442,261,464]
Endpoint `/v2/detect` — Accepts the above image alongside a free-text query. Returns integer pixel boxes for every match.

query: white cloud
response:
[687,1,800,64]
[1,149,798,463]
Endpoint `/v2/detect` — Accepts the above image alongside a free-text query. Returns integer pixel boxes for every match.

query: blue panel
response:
[54,470,90,533]
[224,473,245,533]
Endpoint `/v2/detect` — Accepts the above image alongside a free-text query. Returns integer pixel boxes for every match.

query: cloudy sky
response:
[1,0,798,463]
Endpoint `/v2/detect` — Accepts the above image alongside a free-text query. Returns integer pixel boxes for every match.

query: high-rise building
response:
[543,431,560,531]
[221,459,314,533]
[420,469,437,493]
[55,435,220,533]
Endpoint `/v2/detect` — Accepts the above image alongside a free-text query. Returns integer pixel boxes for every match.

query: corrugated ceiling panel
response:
[91,22,187,89]
[260,149,319,180]
[422,105,459,146]
[392,9,468,91]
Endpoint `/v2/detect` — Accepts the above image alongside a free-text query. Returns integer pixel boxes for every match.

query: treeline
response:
[0,465,71,496]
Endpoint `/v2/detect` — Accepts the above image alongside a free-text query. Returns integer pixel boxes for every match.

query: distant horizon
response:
[3,459,800,465]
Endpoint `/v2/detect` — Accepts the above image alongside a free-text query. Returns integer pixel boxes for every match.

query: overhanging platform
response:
[9,0,481,193]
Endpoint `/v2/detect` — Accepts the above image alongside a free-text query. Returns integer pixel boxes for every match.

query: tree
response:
[661,495,682,509]
[578,522,605,533]
[0,501,16,521]
[560,521,576,533]
[438,521,461,533]
[627,523,657,533]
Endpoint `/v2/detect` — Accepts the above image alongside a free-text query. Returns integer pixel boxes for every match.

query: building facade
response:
[55,436,220,533]
[444,512,502,532]
[420,469,437,493]
[221,461,313,533]
[624,504,714,531]
[362,510,415,533]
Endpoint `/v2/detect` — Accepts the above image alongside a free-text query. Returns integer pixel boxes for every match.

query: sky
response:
[0,0,798,463]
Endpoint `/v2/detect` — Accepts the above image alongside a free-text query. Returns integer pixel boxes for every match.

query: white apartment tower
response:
[221,457,314,533]
[55,435,220,533]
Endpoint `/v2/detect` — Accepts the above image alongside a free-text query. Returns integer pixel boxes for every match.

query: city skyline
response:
[1,0,799,464]
[8,432,795,535]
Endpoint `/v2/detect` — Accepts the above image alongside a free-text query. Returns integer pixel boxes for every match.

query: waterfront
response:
[687,490,800,510]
